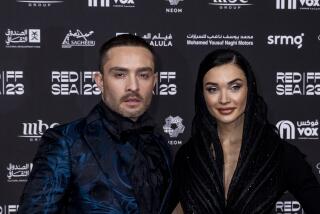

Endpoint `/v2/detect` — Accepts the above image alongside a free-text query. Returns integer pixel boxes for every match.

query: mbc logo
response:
[19,120,59,139]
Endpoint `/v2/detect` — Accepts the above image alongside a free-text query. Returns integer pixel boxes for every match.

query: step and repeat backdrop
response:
[0,0,320,213]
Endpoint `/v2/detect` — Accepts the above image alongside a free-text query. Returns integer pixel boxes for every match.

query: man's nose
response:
[126,75,139,92]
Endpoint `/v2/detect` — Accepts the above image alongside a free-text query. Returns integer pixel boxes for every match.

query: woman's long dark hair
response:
[182,49,283,213]
[192,49,268,138]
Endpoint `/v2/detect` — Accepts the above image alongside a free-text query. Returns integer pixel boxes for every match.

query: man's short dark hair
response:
[99,34,155,73]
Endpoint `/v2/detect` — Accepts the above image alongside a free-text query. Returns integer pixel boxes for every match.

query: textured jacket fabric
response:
[18,103,172,214]
[169,132,320,214]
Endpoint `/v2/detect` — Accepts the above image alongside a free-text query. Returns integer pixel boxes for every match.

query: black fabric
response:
[165,50,320,214]
[170,139,320,214]
[97,100,155,140]
[97,101,170,214]
[281,143,320,214]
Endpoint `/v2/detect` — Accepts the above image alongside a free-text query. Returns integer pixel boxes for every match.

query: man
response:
[18,34,172,214]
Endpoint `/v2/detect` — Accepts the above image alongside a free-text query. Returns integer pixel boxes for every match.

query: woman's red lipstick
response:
[217,107,236,115]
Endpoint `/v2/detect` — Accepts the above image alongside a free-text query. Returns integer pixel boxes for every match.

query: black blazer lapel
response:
[82,108,135,195]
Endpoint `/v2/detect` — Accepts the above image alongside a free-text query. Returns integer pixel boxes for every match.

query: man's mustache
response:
[120,92,143,102]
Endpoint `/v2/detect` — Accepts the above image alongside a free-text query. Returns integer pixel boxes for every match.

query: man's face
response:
[95,46,157,121]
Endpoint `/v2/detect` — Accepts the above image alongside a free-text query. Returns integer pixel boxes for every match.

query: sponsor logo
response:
[275,201,304,213]
[163,116,185,146]
[7,163,33,183]
[276,0,320,10]
[89,0,110,7]
[116,32,173,47]
[88,0,135,8]
[167,0,183,5]
[62,30,95,48]
[18,120,59,142]
[115,32,137,36]
[154,71,177,95]
[5,29,41,48]
[51,71,101,95]
[186,33,254,47]
[165,0,183,13]
[316,162,320,174]
[209,0,253,9]
[142,33,173,47]
[17,0,63,7]
[0,205,19,213]
[267,33,304,49]
[276,72,320,96]
[276,120,295,139]
[276,119,319,140]
[0,71,24,96]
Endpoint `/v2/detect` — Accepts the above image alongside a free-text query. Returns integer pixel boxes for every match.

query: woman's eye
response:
[206,87,218,93]
[231,84,241,91]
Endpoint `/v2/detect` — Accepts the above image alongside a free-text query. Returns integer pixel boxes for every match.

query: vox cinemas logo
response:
[17,0,63,7]
[154,71,177,96]
[88,0,135,7]
[163,116,185,145]
[276,119,319,140]
[0,71,24,96]
[276,0,320,10]
[267,33,304,49]
[275,201,304,214]
[0,205,19,214]
[51,71,101,95]
[5,29,41,48]
[165,0,184,13]
[7,163,33,182]
[316,162,320,175]
[209,0,253,9]
[19,120,59,142]
[276,72,320,96]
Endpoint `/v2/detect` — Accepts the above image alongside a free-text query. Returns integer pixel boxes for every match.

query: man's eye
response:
[139,73,150,79]
[114,73,126,78]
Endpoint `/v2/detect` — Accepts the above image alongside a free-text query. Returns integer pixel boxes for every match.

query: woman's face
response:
[203,63,248,126]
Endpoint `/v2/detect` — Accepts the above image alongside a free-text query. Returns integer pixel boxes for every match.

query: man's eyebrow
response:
[109,67,129,72]
[136,67,154,72]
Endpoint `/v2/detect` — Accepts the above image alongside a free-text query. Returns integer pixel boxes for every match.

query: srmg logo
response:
[267,33,304,49]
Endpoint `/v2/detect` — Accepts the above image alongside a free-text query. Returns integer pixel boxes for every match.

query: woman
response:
[167,49,320,214]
